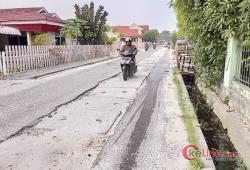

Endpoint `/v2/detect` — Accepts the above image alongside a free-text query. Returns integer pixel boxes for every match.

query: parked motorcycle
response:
[120,51,137,81]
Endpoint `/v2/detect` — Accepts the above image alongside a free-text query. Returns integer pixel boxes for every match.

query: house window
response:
[8,36,27,46]
[55,37,65,45]
[55,33,65,45]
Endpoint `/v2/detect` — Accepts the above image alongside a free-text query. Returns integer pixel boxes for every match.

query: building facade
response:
[0,7,65,50]
[112,24,149,43]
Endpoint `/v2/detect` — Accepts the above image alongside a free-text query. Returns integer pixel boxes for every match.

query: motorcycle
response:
[153,43,156,49]
[120,51,137,81]
[145,43,149,51]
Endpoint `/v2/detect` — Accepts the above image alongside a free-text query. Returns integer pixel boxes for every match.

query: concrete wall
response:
[215,84,250,125]
[222,37,250,124]
[223,38,241,88]
[65,36,77,45]
[47,32,56,45]
[232,81,250,100]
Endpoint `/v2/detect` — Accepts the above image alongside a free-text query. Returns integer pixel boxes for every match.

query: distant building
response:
[112,24,150,43]
[138,25,150,32]
[0,7,65,49]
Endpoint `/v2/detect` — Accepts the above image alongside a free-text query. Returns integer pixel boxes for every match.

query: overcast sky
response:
[0,0,177,32]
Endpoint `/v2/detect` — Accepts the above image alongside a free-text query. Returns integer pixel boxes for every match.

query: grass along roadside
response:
[172,68,205,170]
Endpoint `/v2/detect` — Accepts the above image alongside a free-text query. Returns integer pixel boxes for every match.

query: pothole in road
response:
[182,75,247,170]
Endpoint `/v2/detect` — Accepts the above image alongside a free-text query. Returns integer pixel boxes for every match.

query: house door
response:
[8,36,27,46]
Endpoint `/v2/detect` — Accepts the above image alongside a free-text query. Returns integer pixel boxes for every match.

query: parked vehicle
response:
[120,51,137,81]
[176,39,187,56]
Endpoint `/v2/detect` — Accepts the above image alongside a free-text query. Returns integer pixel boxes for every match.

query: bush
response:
[171,0,250,85]
[33,33,50,45]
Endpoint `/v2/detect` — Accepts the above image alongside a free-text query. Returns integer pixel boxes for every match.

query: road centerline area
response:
[119,54,169,170]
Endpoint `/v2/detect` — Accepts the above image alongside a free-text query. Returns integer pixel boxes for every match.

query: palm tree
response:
[71,2,109,45]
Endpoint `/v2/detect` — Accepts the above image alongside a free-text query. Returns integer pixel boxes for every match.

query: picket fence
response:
[0,45,111,77]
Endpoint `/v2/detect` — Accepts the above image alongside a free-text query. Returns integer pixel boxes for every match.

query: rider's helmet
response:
[125,38,132,46]
[125,37,132,42]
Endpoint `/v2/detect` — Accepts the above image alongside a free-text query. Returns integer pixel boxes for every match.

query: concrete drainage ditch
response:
[182,75,247,170]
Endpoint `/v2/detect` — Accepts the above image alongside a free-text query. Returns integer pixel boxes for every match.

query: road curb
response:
[171,50,215,169]
[174,71,215,169]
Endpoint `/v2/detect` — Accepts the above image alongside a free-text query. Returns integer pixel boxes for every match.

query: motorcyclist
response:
[167,42,171,49]
[153,42,156,49]
[120,38,138,61]
[145,42,149,51]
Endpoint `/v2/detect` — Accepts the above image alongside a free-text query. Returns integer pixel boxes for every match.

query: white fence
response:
[0,45,111,77]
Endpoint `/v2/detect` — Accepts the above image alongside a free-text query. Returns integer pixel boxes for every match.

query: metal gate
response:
[235,42,250,87]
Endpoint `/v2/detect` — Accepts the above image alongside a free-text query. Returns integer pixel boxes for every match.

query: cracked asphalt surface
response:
[0,48,216,170]
[0,50,154,141]
[0,49,165,170]
[92,49,191,170]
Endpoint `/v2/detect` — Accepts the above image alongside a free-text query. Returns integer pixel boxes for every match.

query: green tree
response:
[171,0,250,86]
[159,30,171,41]
[74,2,108,45]
[60,19,88,44]
[33,33,50,45]
[170,31,177,46]
[61,2,109,45]
[102,25,121,44]
[143,29,160,42]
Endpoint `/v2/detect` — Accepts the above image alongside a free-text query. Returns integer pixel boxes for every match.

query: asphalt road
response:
[92,49,192,170]
[0,50,155,141]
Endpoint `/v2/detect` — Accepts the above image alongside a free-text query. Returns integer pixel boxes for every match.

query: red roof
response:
[112,26,141,37]
[139,25,149,31]
[0,7,65,24]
